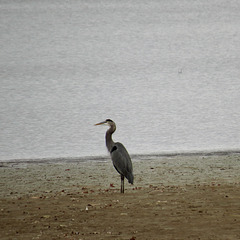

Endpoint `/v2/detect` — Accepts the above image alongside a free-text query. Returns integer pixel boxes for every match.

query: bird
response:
[95,119,134,193]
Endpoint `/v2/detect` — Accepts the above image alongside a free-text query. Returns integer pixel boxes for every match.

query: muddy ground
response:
[1,154,240,239]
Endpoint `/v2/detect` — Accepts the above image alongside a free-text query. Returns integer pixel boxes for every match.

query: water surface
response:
[1,0,240,160]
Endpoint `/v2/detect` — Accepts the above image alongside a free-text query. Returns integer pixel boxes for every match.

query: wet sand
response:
[1,153,240,239]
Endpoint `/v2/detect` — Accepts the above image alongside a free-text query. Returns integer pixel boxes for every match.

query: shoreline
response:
[1,148,240,164]
[1,154,239,198]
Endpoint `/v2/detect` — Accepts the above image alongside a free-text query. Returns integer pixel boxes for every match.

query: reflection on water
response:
[0,0,240,160]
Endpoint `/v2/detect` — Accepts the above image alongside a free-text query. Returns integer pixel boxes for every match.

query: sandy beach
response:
[1,153,240,239]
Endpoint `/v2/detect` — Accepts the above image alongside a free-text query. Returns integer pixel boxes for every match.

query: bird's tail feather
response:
[126,172,134,184]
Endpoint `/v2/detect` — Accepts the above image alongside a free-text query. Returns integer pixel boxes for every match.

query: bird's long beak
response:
[95,120,107,126]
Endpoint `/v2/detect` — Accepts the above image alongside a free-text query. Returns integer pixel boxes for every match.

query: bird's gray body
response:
[110,142,134,184]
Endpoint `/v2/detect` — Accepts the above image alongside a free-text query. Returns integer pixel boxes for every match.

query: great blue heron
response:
[95,119,134,193]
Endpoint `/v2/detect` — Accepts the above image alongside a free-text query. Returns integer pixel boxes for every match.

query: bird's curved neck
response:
[106,125,116,152]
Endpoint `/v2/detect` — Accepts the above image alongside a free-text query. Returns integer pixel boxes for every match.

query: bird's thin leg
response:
[121,175,124,193]
[120,176,122,193]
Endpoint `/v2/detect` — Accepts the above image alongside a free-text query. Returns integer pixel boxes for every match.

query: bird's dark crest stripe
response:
[110,146,117,153]
[106,119,113,122]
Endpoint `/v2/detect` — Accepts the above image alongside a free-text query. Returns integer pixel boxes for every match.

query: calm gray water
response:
[1,0,240,161]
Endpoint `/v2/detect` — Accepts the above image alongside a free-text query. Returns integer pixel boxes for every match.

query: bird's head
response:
[95,119,115,127]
